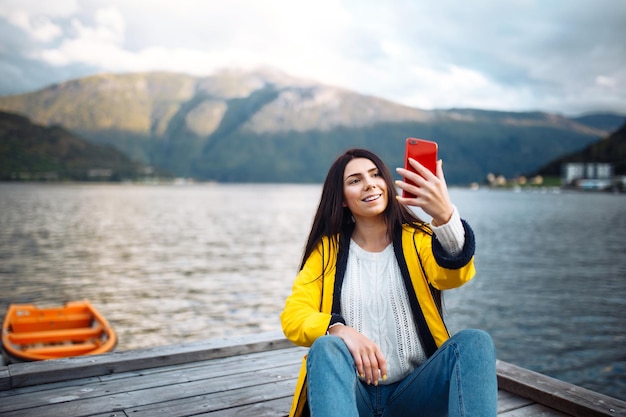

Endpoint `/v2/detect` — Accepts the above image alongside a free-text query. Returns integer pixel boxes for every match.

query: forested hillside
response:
[533,121,626,177]
[0,111,161,181]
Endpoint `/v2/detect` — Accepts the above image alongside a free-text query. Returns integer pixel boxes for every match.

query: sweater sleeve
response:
[431,218,475,271]
[430,205,464,256]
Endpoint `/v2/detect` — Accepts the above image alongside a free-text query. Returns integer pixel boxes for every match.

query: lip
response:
[362,194,382,203]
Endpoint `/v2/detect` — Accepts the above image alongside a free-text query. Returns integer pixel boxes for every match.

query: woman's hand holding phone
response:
[396,139,454,226]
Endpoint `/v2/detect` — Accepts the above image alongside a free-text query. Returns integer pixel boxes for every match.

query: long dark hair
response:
[299,148,427,270]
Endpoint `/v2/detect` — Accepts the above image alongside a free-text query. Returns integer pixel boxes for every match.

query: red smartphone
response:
[403,138,438,198]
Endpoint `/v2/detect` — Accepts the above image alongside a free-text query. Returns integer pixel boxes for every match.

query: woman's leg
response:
[384,329,497,417]
[306,335,364,417]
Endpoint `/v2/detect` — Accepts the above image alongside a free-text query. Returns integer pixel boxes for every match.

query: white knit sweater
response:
[340,207,465,384]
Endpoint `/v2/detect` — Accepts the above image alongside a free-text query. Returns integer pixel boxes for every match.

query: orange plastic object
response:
[2,300,117,362]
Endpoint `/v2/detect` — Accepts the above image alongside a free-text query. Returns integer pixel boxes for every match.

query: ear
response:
[342,200,347,207]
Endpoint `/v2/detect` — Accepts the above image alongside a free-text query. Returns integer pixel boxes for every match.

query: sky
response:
[0,0,625,116]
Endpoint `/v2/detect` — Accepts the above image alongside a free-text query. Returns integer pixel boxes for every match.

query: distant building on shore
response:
[561,162,615,190]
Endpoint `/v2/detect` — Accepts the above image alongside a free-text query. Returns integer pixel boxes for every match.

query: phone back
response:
[403,138,438,198]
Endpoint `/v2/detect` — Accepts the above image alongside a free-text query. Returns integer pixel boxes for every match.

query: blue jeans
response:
[306,329,497,417]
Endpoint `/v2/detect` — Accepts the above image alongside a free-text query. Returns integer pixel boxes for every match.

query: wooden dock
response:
[1,331,625,416]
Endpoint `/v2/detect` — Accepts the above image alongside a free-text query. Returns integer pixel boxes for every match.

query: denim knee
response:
[308,335,348,361]
[452,329,496,358]
[307,335,356,379]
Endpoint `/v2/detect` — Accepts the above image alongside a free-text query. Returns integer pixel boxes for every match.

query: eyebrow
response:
[344,167,379,181]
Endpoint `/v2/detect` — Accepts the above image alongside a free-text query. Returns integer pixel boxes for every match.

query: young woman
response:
[280,148,497,417]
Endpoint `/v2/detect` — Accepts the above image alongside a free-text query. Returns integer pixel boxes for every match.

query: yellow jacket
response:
[280,222,476,417]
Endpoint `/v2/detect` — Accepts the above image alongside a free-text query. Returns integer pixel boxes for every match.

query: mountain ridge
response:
[0,70,624,184]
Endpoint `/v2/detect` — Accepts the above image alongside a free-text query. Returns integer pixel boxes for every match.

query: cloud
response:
[0,0,624,115]
[34,7,126,66]
[4,11,63,42]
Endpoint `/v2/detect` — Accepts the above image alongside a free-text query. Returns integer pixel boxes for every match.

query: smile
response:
[362,194,381,202]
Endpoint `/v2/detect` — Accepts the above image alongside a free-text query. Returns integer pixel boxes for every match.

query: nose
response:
[363,177,377,189]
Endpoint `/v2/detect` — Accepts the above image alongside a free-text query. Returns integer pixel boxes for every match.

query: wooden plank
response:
[126,378,296,417]
[0,365,10,391]
[496,360,626,417]
[0,375,102,397]
[3,330,291,390]
[0,348,304,414]
[499,403,570,416]
[86,349,304,410]
[497,389,534,413]
[199,396,292,417]
[0,362,298,417]
[88,414,130,417]
[203,396,561,417]
[98,344,304,382]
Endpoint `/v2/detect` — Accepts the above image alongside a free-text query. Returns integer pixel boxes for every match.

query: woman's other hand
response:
[328,325,388,385]
[395,159,454,226]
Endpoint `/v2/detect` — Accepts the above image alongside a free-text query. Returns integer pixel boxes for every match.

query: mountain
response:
[0,69,623,184]
[0,111,161,181]
[572,113,626,132]
[532,121,626,177]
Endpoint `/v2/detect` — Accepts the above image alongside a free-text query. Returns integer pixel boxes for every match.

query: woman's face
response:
[342,158,388,221]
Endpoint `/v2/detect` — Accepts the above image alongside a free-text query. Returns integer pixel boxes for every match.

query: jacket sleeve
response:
[280,241,333,347]
[432,219,475,270]
[410,220,476,291]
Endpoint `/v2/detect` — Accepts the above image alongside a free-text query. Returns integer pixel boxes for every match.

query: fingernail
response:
[360,373,365,379]
[382,374,387,381]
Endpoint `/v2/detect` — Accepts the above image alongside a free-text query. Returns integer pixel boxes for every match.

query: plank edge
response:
[496,359,626,417]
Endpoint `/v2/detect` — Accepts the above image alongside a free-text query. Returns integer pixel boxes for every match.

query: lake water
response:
[0,183,624,401]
